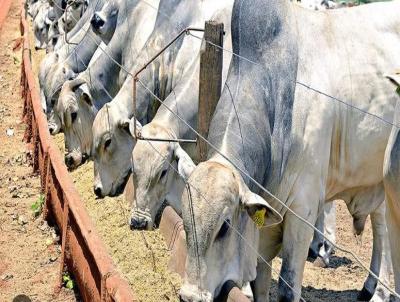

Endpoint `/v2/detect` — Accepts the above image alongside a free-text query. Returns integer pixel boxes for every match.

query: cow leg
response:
[251,260,272,302]
[359,203,392,302]
[322,201,336,256]
[278,208,317,302]
[309,205,324,260]
[384,119,400,302]
[252,225,282,302]
[312,201,336,267]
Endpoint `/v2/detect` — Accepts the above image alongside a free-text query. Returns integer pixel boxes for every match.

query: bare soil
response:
[0,1,77,302]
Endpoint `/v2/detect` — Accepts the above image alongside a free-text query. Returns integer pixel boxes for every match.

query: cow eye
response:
[216,220,230,240]
[71,111,77,122]
[104,138,111,149]
[160,169,168,180]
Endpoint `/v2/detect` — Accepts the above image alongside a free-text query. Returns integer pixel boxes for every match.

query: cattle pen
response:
[8,0,400,301]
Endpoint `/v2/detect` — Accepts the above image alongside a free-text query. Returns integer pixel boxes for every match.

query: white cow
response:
[177,0,400,301]
[32,1,52,50]
[56,0,159,170]
[91,0,235,198]
[127,6,233,230]
[383,71,400,302]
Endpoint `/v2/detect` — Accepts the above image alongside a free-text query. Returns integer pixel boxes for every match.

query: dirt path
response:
[0,1,77,301]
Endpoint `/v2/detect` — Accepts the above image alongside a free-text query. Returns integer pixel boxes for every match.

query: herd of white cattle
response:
[27,0,400,301]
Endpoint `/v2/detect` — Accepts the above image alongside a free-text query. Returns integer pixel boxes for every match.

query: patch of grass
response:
[31,194,45,217]
[62,273,75,290]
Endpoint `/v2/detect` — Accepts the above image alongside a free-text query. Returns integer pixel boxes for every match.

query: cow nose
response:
[130,217,148,230]
[61,0,67,9]
[49,125,55,135]
[64,155,75,169]
[94,186,103,198]
[82,153,89,164]
[91,13,105,30]
[178,294,204,302]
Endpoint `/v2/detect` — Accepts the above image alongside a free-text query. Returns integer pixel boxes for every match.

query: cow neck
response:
[208,0,298,215]
[111,76,134,120]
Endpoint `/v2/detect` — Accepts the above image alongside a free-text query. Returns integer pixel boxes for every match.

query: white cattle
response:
[383,71,400,302]
[128,5,233,230]
[39,0,106,132]
[32,2,52,50]
[177,0,400,301]
[91,0,234,198]
[56,0,159,170]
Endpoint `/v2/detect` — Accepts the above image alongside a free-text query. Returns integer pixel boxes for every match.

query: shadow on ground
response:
[269,279,360,302]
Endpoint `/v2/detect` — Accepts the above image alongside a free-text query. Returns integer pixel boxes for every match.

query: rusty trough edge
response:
[19,3,136,302]
[159,207,251,302]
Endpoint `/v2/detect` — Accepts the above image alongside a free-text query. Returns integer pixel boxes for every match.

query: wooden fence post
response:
[197,21,224,162]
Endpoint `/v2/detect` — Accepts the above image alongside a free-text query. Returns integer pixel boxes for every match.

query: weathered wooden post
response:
[197,21,224,162]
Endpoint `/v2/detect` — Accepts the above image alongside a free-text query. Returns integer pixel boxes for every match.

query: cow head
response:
[129,122,196,230]
[90,0,120,43]
[28,0,43,19]
[48,0,67,20]
[62,0,88,32]
[33,6,52,50]
[92,104,135,198]
[179,161,281,301]
[46,64,77,109]
[45,64,77,134]
[57,78,94,170]
[46,21,61,53]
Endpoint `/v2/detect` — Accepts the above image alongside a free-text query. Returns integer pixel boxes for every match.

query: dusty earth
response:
[23,1,396,302]
[0,1,77,302]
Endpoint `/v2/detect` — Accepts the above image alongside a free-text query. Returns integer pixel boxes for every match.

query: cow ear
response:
[239,183,282,228]
[45,16,52,26]
[173,144,196,180]
[62,67,76,80]
[128,118,142,138]
[77,83,93,106]
[118,118,132,134]
[385,71,400,92]
[69,78,86,92]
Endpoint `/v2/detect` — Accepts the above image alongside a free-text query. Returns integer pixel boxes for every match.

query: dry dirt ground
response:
[0,1,77,301]
[25,4,395,302]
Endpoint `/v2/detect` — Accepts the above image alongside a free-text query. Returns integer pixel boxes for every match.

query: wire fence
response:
[44,0,399,299]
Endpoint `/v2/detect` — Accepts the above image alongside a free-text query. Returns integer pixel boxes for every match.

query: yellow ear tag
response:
[252,208,266,228]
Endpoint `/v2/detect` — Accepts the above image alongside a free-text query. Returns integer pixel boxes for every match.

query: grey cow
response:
[40,0,107,134]
[127,4,233,230]
[177,0,400,301]
[91,0,233,198]
[56,0,159,170]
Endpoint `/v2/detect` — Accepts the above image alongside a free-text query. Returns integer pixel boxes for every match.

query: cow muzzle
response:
[130,210,152,230]
[64,152,88,170]
[48,123,60,135]
[91,13,105,32]
[93,185,104,199]
[179,284,212,302]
